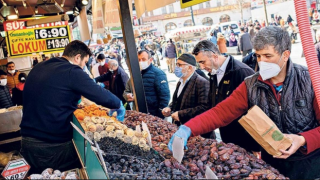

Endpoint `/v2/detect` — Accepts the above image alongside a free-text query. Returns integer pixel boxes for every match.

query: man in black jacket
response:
[0,70,13,109]
[239,27,253,56]
[20,40,125,174]
[192,40,260,153]
[162,54,210,126]
[95,60,129,104]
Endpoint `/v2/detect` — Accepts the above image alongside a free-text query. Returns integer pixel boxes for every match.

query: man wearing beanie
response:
[162,53,210,126]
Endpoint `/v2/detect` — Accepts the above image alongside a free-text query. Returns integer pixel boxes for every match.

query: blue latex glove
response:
[98,82,105,88]
[168,125,191,151]
[109,101,126,122]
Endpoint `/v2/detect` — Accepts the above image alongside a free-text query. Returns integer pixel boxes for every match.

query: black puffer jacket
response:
[242,52,259,72]
[0,85,13,108]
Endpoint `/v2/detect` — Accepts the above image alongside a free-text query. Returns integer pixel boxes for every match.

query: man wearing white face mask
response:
[162,54,209,126]
[6,61,20,94]
[168,26,320,179]
[0,69,13,109]
[96,53,110,90]
[123,50,170,118]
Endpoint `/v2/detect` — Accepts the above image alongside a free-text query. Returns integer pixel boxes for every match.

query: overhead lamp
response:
[14,6,18,14]
[73,6,79,16]
[7,14,18,20]
[22,0,26,8]
[81,0,89,6]
[35,6,38,14]
[61,0,65,7]
[1,0,6,6]
[66,10,73,15]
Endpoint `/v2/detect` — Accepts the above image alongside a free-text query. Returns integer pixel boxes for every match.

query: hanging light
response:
[35,6,38,14]
[81,0,89,6]
[7,14,18,20]
[14,6,18,14]
[61,0,65,7]
[22,0,26,7]
[1,0,6,6]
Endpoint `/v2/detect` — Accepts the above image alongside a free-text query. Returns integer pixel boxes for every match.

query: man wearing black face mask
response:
[95,60,129,104]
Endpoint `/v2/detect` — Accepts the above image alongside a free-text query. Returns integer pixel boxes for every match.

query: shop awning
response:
[135,0,176,19]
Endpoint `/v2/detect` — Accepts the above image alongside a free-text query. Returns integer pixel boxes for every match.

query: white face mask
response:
[99,61,105,66]
[8,70,15,74]
[258,54,285,81]
[0,79,7,86]
[139,61,150,70]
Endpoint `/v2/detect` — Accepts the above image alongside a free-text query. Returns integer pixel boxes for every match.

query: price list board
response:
[6,25,71,58]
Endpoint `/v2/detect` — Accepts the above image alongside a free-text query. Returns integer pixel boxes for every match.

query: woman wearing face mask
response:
[12,73,27,106]
[0,69,13,109]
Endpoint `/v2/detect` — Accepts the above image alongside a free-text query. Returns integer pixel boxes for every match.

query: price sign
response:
[1,158,30,179]
[6,24,71,58]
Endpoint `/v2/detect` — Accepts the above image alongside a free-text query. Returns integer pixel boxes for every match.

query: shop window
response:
[220,14,231,23]
[202,17,213,26]
[184,19,193,27]
[199,3,203,9]
[165,22,177,32]
[205,1,211,8]
[168,4,174,13]
[162,7,167,14]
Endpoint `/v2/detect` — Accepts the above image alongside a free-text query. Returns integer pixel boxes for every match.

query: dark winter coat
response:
[123,64,170,118]
[95,67,129,104]
[209,55,260,152]
[0,85,13,108]
[239,32,253,51]
[165,44,177,58]
[242,52,259,72]
[169,72,210,125]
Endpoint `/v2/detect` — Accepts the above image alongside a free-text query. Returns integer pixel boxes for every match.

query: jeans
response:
[20,137,81,174]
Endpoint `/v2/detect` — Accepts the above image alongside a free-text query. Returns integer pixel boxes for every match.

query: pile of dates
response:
[105,154,192,179]
[123,111,288,179]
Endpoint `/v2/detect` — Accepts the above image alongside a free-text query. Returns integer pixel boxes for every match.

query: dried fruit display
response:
[28,168,79,179]
[123,111,289,179]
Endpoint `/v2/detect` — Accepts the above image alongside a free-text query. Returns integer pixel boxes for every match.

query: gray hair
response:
[108,60,118,68]
[253,26,291,54]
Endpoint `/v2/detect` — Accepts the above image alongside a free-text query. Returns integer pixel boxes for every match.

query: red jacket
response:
[98,63,110,90]
[185,76,320,155]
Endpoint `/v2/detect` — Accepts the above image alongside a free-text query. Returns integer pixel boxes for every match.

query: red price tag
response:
[1,158,30,179]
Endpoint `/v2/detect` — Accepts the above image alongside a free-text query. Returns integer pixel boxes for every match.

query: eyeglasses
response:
[176,63,189,67]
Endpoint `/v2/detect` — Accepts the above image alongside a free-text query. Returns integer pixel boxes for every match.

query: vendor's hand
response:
[162,107,171,117]
[126,93,134,102]
[274,134,306,159]
[109,101,126,122]
[168,125,191,151]
[171,111,179,121]
[98,82,105,88]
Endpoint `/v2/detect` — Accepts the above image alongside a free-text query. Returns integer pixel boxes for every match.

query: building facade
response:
[140,0,252,35]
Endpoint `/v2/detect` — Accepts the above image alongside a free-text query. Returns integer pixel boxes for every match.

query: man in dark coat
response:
[242,52,259,72]
[190,40,260,153]
[0,69,13,109]
[239,27,253,56]
[123,50,170,118]
[95,60,129,104]
[162,54,209,126]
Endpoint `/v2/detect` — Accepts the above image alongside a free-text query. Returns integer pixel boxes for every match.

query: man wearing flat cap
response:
[162,53,210,126]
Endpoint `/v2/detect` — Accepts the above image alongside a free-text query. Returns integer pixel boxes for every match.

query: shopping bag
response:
[239,105,292,156]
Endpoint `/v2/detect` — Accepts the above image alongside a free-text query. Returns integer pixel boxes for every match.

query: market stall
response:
[65,103,289,180]
[164,26,211,57]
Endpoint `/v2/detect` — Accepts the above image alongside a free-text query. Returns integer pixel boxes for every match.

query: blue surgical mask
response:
[174,66,184,78]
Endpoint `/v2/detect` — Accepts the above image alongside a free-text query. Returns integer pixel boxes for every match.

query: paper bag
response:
[239,105,292,156]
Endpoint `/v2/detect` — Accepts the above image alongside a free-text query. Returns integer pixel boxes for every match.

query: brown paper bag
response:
[239,105,292,156]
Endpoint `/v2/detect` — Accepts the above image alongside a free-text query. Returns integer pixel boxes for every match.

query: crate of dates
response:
[123,110,289,179]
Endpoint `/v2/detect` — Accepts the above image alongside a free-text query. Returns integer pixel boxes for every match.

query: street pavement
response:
[121,40,307,141]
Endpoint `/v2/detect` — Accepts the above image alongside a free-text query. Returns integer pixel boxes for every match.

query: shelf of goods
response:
[73,104,289,180]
